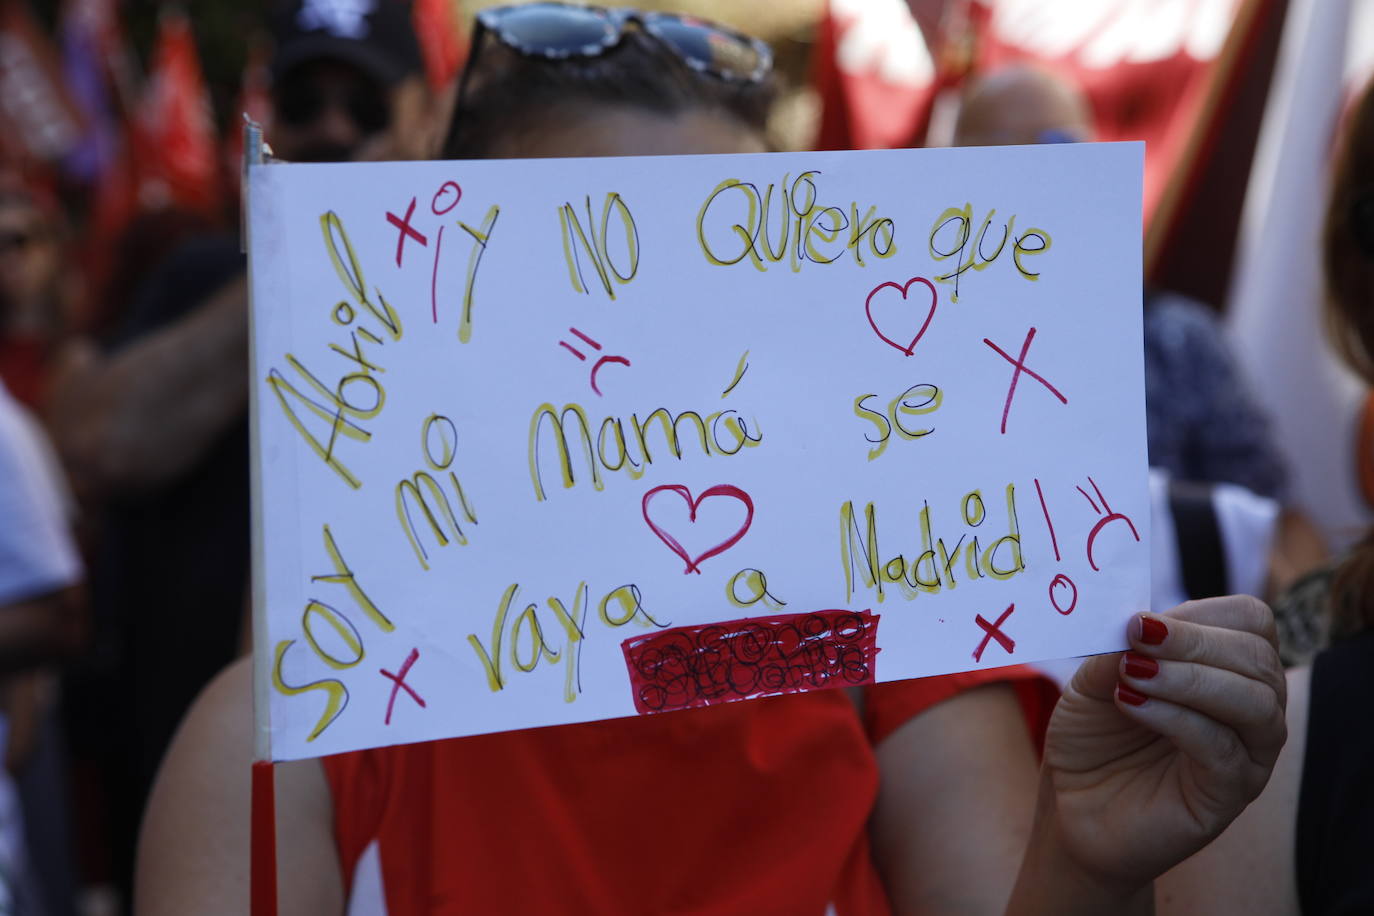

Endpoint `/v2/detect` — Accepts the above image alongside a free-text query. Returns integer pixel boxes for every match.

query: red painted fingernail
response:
[1139,615,1168,646]
[1117,683,1148,706]
[1123,652,1159,680]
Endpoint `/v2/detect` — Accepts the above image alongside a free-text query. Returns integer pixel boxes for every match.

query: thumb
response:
[1067,650,1122,702]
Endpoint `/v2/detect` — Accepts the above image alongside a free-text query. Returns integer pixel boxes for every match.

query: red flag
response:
[137,8,220,216]
[811,0,939,150]
[82,137,142,324]
[413,0,465,90]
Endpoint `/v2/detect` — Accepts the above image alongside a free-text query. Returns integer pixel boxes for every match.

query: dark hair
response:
[1325,82,1374,385]
[441,28,774,159]
[1323,78,1374,636]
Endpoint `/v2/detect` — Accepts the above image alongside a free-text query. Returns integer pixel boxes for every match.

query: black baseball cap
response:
[271,0,424,87]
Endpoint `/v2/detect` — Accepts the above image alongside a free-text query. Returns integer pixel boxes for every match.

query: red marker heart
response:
[865,276,938,356]
[642,484,755,575]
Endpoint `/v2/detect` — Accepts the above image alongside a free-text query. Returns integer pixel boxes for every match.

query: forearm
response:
[51,276,248,495]
[872,682,1040,914]
[1007,769,1153,916]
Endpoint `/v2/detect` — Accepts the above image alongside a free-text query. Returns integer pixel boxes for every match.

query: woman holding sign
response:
[137,6,1286,915]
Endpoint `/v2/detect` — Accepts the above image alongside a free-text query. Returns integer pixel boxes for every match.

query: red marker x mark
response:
[380,648,426,725]
[387,197,428,267]
[973,603,1016,662]
[984,327,1068,434]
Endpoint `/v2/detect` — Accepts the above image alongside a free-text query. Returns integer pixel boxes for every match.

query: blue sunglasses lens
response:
[644,16,764,79]
[486,3,618,57]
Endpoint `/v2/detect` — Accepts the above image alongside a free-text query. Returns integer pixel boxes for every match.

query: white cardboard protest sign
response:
[247,142,1148,762]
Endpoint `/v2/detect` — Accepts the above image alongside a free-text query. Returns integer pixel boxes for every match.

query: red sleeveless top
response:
[323,670,1054,914]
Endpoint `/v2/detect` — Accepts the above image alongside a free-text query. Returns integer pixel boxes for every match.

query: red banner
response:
[136,9,220,216]
[812,0,939,151]
[812,0,1278,266]
[413,0,465,90]
[971,0,1272,260]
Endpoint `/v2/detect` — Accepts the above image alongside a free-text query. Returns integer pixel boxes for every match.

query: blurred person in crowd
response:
[1156,72,1374,916]
[138,7,1286,914]
[955,64,1290,502]
[0,376,86,916]
[954,64,1330,648]
[952,64,1094,147]
[0,177,75,411]
[44,0,440,902]
[78,207,220,343]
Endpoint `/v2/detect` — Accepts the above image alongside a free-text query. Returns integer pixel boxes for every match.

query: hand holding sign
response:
[1026,597,1286,900]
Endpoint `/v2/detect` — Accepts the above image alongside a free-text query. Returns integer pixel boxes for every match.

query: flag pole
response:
[242,115,278,916]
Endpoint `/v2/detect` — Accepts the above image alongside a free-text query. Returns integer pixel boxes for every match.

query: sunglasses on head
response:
[471,2,771,81]
[444,3,771,156]
[273,77,391,135]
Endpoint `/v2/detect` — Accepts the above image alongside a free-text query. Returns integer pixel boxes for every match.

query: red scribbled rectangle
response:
[621,609,880,715]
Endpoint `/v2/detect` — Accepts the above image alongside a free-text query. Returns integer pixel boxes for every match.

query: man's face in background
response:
[269,58,389,162]
[264,0,441,164]
[0,198,60,327]
[268,58,436,163]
